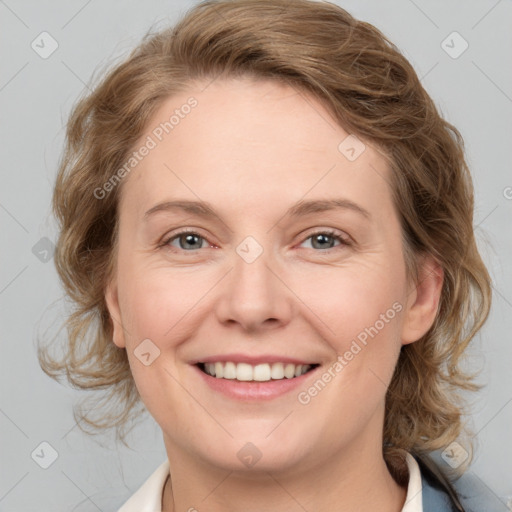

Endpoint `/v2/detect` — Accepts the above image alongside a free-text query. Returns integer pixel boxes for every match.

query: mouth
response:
[197,361,319,382]
[191,354,322,400]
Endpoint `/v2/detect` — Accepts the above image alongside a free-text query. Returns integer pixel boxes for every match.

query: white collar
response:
[402,451,424,512]
[118,452,423,512]
[118,458,170,512]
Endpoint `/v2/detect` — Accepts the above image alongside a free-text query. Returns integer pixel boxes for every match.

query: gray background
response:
[1,0,511,510]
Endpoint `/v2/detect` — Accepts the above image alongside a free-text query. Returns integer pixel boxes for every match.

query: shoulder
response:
[415,453,508,512]
[451,471,509,512]
[117,459,169,512]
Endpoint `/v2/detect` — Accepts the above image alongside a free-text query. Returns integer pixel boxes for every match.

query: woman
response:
[38,0,501,510]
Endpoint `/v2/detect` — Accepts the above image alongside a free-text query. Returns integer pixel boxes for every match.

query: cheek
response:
[294,275,404,434]
[289,272,404,460]
[292,262,405,404]
[293,260,405,345]
[118,264,205,344]
[115,267,200,421]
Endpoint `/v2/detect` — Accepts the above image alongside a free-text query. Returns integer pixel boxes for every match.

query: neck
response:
[161,438,407,512]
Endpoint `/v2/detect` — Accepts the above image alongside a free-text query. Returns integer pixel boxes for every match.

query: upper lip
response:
[190,354,319,365]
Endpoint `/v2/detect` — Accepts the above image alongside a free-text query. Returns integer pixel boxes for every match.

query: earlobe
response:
[105,280,126,349]
[401,255,444,345]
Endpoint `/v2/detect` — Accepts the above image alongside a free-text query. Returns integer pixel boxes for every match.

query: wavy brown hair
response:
[38,0,491,469]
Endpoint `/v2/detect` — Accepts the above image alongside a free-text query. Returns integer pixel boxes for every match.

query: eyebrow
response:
[143,198,371,221]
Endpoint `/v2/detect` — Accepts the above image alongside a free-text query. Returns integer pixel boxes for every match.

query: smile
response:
[198,362,318,381]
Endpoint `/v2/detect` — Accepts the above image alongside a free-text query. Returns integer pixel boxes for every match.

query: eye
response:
[160,228,350,253]
[299,230,349,250]
[164,230,209,251]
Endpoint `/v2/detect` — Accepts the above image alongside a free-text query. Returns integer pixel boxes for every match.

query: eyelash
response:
[159,228,351,253]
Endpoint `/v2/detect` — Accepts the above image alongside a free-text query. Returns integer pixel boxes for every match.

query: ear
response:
[401,254,444,345]
[105,278,126,349]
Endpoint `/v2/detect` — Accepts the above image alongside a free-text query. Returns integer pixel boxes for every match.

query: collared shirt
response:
[118,452,423,512]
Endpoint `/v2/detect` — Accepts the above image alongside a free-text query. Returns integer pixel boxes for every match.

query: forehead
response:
[119,77,394,220]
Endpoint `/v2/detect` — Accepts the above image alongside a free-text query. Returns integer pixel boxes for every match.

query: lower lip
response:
[193,364,319,401]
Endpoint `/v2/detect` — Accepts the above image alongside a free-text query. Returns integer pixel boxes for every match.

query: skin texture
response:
[105,77,443,512]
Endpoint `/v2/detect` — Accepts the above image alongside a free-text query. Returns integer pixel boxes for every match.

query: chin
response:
[189,428,315,474]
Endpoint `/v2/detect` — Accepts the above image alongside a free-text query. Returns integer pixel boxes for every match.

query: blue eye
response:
[161,229,349,253]
[166,231,207,250]
[300,231,347,250]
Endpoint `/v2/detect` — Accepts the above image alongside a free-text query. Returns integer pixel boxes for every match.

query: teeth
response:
[253,364,271,381]
[271,363,284,379]
[214,362,224,379]
[237,363,253,381]
[202,362,313,381]
[284,363,295,379]
[223,362,237,379]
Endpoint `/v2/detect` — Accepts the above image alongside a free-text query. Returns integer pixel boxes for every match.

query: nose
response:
[214,244,294,333]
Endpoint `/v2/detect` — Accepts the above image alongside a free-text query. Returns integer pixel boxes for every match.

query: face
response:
[106,77,441,474]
